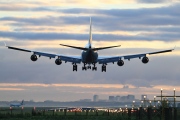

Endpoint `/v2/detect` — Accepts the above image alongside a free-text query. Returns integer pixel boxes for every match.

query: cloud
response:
[0,82,179,101]
[0,30,180,41]
[0,88,24,91]
[0,0,179,102]
[0,0,137,14]
[137,0,171,3]
[1,4,180,42]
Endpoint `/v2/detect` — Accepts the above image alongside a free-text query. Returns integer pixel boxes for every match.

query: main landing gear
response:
[73,64,77,71]
[73,63,107,72]
[102,64,106,72]
[82,63,97,71]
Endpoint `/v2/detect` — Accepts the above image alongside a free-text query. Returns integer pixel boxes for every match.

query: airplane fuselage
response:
[81,49,98,63]
[81,44,98,64]
[10,104,22,107]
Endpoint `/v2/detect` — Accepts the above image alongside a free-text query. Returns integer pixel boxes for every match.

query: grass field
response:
[0,107,179,120]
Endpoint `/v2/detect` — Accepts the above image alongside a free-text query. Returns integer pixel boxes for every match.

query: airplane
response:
[10,100,24,107]
[5,18,174,72]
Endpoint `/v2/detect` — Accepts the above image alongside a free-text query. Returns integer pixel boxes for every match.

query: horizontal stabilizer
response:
[93,45,121,51]
[60,44,88,51]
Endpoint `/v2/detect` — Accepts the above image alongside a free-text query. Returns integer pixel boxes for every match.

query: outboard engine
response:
[142,57,149,64]
[30,54,38,61]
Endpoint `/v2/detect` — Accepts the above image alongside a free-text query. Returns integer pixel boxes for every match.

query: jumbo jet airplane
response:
[5,18,174,72]
[10,100,24,107]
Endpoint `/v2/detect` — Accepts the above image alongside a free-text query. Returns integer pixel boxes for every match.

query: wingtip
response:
[173,45,176,50]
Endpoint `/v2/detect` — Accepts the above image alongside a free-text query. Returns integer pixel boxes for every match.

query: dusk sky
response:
[0,0,180,102]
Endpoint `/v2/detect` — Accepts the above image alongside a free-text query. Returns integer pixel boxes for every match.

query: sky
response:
[0,0,180,102]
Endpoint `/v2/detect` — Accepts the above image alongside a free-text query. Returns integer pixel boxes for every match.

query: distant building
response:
[93,95,99,102]
[109,96,115,101]
[115,96,121,102]
[120,96,127,102]
[127,95,135,101]
[79,99,91,102]
[141,95,147,100]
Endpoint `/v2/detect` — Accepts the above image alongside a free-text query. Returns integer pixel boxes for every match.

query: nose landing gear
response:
[92,63,97,71]
[82,63,87,71]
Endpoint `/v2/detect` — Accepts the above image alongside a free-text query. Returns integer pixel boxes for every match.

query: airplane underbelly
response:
[82,51,98,63]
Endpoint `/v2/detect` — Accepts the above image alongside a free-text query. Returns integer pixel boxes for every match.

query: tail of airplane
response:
[60,17,121,50]
[21,100,24,105]
[89,17,92,46]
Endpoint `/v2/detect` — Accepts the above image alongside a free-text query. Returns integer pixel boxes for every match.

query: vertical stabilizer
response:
[89,17,92,46]
[21,100,24,105]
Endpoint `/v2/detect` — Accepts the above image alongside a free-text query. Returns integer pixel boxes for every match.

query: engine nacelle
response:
[55,59,62,65]
[30,54,37,61]
[142,57,149,64]
[117,60,124,66]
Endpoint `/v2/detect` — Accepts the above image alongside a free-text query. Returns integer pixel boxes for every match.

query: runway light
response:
[174,88,176,91]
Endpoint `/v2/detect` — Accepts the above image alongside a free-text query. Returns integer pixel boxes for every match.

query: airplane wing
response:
[6,46,81,64]
[98,48,174,64]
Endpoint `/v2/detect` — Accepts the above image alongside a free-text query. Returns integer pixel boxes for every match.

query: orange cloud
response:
[0,88,24,91]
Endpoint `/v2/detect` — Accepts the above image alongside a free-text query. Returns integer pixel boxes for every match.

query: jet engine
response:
[117,60,124,66]
[142,57,149,64]
[30,54,38,61]
[55,59,62,65]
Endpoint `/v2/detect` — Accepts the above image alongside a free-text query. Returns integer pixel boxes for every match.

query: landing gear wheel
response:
[82,67,87,71]
[73,65,77,71]
[92,63,97,71]
[87,66,91,69]
[92,67,97,71]
[82,63,87,71]
[102,65,106,72]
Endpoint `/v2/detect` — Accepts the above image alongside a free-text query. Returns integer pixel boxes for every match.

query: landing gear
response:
[82,63,87,71]
[92,63,97,71]
[87,66,91,69]
[102,64,106,72]
[73,64,77,71]
[82,63,97,71]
